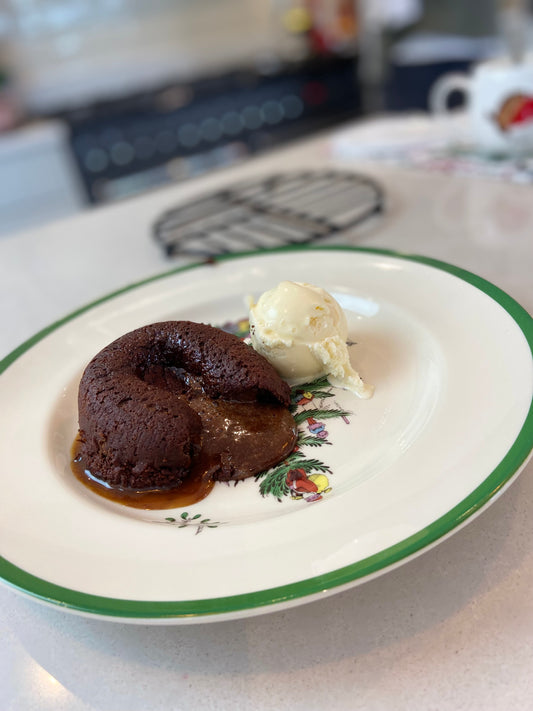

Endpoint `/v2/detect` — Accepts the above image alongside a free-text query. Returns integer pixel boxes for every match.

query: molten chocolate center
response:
[72,363,297,509]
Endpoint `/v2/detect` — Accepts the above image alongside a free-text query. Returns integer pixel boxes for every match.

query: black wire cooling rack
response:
[153,170,384,258]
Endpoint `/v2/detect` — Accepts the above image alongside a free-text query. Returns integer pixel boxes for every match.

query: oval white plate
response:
[1,246,532,623]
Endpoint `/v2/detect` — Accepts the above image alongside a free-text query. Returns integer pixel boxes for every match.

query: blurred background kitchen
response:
[1,0,531,237]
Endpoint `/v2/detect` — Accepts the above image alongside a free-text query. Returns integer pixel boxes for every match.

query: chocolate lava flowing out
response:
[72,321,298,509]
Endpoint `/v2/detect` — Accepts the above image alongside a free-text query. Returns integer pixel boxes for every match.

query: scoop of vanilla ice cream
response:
[248,281,373,398]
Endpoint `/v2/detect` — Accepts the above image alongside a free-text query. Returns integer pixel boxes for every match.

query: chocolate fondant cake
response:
[77,321,296,491]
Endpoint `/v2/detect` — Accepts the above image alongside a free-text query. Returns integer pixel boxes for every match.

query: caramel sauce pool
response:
[70,435,215,509]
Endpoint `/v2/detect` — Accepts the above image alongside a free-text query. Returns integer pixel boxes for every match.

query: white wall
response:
[1,0,287,112]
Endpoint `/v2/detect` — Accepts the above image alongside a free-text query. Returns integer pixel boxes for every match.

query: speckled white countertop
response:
[1,124,532,711]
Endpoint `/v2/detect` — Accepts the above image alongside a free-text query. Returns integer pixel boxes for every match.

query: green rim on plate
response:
[1,246,532,620]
